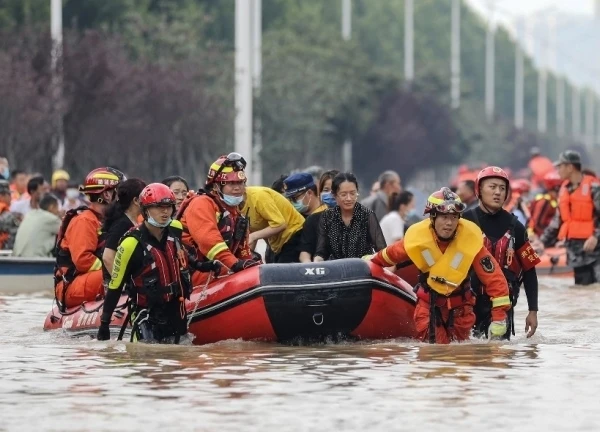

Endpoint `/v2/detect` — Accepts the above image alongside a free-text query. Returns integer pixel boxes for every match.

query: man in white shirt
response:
[9,175,44,217]
[379,191,414,245]
[13,194,61,257]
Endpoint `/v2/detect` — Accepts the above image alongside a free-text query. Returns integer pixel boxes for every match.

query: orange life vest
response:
[558,175,597,240]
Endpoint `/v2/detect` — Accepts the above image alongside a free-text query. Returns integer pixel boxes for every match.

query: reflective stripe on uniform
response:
[89,258,102,272]
[381,248,395,266]
[207,241,228,260]
[492,295,511,308]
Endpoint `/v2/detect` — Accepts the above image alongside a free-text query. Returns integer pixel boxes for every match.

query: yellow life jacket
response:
[403,218,483,296]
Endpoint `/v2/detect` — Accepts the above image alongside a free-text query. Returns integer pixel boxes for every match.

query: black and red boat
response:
[44,258,417,344]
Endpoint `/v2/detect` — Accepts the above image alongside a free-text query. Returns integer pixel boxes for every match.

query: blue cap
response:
[283,172,315,198]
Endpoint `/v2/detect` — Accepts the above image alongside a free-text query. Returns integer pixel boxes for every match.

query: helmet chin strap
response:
[478,196,504,215]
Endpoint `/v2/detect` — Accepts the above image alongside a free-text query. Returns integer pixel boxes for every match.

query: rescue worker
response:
[178,153,258,286]
[54,167,125,310]
[463,167,540,339]
[0,180,19,250]
[370,187,511,344]
[528,170,561,238]
[97,183,221,343]
[539,150,600,285]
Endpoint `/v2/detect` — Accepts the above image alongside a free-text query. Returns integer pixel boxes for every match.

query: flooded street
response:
[2,277,600,432]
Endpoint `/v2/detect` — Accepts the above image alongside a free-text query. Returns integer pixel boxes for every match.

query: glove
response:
[194,260,223,276]
[231,259,260,273]
[489,320,507,339]
[97,321,111,341]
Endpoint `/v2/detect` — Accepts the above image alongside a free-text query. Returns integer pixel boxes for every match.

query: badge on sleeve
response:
[480,256,495,273]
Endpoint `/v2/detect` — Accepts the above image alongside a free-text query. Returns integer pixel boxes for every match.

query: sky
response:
[465,0,594,29]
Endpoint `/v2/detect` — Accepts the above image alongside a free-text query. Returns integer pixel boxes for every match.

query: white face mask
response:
[66,189,80,199]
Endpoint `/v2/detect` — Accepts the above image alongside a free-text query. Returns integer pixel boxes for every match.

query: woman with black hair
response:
[102,178,147,282]
[162,176,189,211]
[314,172,386,261]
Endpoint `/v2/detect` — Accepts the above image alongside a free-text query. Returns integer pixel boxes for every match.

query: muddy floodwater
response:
[2,277,600,432]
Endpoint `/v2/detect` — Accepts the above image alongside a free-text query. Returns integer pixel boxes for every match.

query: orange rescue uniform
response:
[528,194,557,237]
[372,219,510,344]
[55,208,104,308]
[180,193,253,286]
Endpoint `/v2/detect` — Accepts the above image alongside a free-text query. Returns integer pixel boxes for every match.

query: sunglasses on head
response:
[434,201,466,214]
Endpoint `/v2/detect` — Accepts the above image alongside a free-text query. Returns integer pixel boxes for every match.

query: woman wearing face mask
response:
[314,172,387,262]
[379,191,415,244]
[102,179,147,285]
[294,170,339,263]
[318,170,340,209]
[162,176,190,211]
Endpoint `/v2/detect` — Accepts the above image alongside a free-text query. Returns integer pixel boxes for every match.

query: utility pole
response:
[404,0,414,85]
[251,0,262,185]
[585,91,594,149]
[514,17,524,129]
[451,0,461,109]
[235,0,253,181]
[50,0,65,170]
[485,0,495,122]
[572,86,581,140]
[342,0,352,171]
[537,18,547,133]
[549,13,565,137]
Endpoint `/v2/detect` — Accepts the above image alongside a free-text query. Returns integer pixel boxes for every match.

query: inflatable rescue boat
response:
[536,247,572,277]
[44,258,417,344]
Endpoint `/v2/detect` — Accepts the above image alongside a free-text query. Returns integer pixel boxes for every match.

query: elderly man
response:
[361,170,402,221]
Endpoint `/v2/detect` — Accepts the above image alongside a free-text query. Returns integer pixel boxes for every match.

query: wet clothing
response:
[241,186,305,259]
[179,191,252,285]
[101,220,189,344]
[372,219,510,344]
[54,207,104,309]
[102,215,135,282]
[541,176,600,285]
[463,207,540,338]
[0,202,19,250]
[315,203,386,260]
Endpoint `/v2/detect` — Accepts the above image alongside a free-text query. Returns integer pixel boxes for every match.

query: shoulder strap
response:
[54,205,90,255]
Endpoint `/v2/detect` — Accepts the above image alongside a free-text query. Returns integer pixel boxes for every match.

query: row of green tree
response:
[0,0,593,186]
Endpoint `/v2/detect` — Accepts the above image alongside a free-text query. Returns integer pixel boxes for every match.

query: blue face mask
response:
[223,194,243,207]
[0,167,8,180]
[147,216,171,228]
[293,199,308,214]
[321,192,336,208]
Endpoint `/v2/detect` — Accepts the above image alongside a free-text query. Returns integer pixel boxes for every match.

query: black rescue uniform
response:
[463,207,540,339]
[101,220,192,344]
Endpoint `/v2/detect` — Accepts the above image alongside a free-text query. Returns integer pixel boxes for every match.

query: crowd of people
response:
[1,147,598,345]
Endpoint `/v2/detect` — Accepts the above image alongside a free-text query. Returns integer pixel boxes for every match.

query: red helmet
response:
[206,152,247,185]
[511,178,531,195]
[543,171,562,191]
[475,166,510,197]
[139,183,176,209]
[424,187,466,215]
[79,167,126,195]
